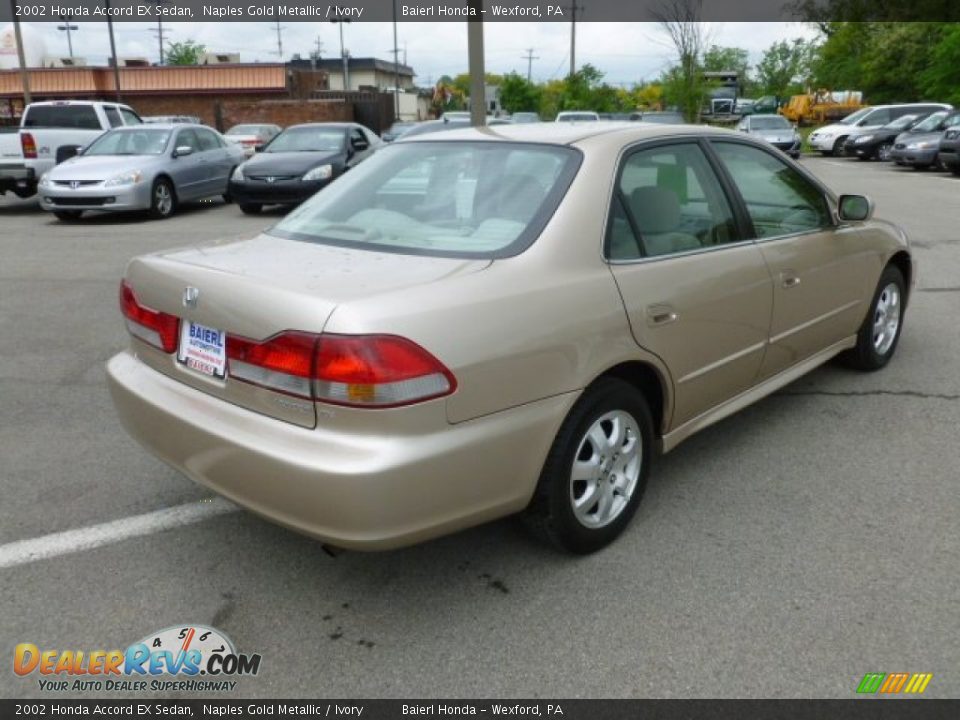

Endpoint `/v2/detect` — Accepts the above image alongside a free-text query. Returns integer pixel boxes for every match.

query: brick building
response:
[0,63,398,132]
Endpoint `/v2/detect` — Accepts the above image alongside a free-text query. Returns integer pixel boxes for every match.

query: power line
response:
[521,48,539,82]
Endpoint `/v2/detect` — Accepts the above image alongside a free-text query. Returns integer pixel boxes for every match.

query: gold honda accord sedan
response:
[108,123,913,553]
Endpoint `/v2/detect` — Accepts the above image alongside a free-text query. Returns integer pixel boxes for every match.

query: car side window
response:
[104,106,123,128]
[712,142,832,239]
[119,108,142,125]
[606,142,740,260]
[196,129,219,152]
[350,129,369,151]
[175,129,201,153]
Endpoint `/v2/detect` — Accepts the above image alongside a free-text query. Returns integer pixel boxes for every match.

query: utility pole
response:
[105,0,122,101]
[467,0,485,127]
[152,1,170,65]
[392,0,400,119]
[274,21,285,60]
[57,14,78,59]
[521,48,539,83]
[569,1,580,78]
[10,0,31,104]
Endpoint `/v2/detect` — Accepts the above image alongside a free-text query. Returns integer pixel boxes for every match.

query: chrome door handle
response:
[646,305,679,326]
[781,273,801,289]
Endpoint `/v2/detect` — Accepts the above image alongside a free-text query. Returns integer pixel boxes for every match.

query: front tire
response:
[841,265,906,371]
[148,178,176,220]
[832,137,848,157]
[877,143,893,162]
[524,378,653,554]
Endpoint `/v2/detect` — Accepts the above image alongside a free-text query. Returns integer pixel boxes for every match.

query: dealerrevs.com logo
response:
[14,625,261,693]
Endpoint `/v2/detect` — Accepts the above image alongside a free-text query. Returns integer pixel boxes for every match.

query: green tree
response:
[498,72,541,113]
[860,23,945,103]
[703,45,751,95]
[809,22,873,90]
[922,23,960,106]
[755,39,816,99]
[654,0,710,122]
[165,40,206,66]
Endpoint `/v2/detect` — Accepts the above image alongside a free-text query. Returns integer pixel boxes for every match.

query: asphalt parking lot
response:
[1,157,958,699]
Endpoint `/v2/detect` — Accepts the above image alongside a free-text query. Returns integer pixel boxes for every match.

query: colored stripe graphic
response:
[857,672,932,694]
[857,673,885,694]
[904,673,933,694]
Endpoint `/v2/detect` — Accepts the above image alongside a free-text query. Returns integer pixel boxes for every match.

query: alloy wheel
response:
[873,282,901,355]
[569,410,642,529]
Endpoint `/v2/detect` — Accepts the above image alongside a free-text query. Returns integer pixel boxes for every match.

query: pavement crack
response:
[781,389,959,401]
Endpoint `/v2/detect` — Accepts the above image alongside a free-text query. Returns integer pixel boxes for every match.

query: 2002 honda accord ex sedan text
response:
[107,123,914,554]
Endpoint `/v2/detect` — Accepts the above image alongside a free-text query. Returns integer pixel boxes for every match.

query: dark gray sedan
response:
[38,124,245,221]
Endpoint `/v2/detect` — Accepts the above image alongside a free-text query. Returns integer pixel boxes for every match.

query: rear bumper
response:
[228,178,328,206]
[0,163,36,195]
[106,351,572,550]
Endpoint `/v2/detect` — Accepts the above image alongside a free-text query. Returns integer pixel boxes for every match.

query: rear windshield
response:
[23,105,100,130]
[264,127,344,153]
[85,129,171,156]
[270,141,582,258]
[227,125,273,136]
[750,116,790,129]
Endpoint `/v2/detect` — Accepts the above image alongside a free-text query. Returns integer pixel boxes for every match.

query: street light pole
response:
[58,14,78,59]
[330,10,351,91]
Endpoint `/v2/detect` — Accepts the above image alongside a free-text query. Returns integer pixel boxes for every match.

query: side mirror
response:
[352,140,369,152]
[173,145,193,158]
[837,194,874,222]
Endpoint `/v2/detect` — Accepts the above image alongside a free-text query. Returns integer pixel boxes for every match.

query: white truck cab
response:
[0,100,142,198]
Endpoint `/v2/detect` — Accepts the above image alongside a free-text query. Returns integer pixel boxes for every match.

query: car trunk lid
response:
[123,233,489,427]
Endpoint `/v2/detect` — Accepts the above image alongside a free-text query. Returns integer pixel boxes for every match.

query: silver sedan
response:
[38,124,246,221]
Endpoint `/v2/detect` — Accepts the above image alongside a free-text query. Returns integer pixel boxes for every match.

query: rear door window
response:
[119,108,142,125]
[607,141,740,260]
[23,105,101,129]
[104,106,123,128]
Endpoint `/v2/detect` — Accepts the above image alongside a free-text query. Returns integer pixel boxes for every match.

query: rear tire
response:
[239,202,262,215]
[841,265,906,372]
[53,210,82,221]
[524,377,653,554]
[148,178,176,220]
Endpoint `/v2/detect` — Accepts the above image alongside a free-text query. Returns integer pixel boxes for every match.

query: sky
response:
[19,21,820,87]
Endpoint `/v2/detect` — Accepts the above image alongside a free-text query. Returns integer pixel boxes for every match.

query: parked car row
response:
[12,107,383,221]
[807,102,952,157]
[812,104,960,174]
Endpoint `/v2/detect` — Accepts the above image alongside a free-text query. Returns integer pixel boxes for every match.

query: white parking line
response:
[0,498,238,570]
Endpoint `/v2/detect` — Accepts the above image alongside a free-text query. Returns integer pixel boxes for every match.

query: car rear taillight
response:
[314,334,456,407]
[21,133,37,159]
[227,332,317,399]
[226,332,456,408]
[119,280,179,353]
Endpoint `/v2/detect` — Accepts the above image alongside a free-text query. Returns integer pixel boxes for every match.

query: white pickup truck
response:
[0,100,142,199]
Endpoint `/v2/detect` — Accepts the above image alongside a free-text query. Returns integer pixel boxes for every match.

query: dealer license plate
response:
[177,321,226,378]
